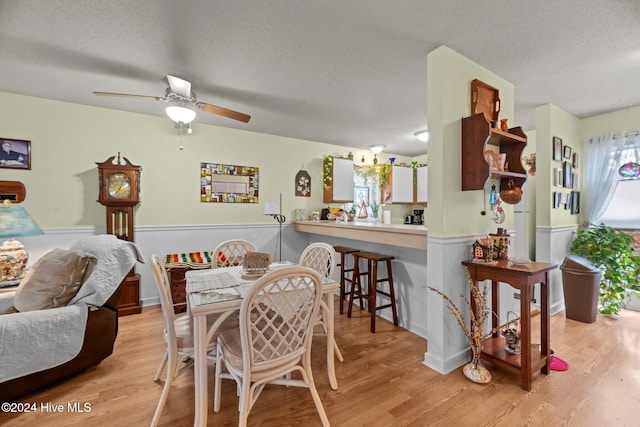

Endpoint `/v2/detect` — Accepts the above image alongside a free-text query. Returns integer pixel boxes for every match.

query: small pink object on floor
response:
[550,355,569,371]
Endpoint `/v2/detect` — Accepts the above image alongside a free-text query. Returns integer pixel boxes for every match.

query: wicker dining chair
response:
[150,254,236,426]
[211,239,257,269]
[213,267,330,427]
[299,242,344,362]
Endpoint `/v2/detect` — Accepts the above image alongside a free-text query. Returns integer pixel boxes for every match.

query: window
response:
[598,157,640,228]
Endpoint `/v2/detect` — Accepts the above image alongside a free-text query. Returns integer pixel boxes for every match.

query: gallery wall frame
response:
[554,168,563,187]
[571,191,580,214]
[563,161,573,188]
[553,136,563,161]
[563,144,572,160]
[0,138,31,170]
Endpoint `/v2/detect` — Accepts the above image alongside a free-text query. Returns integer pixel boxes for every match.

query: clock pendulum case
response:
[96,153,142,316]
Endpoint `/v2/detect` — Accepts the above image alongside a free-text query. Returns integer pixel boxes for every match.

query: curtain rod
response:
[588,131,640,142]
[612,130,640,139]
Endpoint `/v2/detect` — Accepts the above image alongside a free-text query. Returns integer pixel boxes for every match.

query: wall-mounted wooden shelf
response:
[462,113,527,192]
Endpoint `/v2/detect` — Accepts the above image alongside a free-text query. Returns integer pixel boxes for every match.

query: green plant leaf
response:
[570,223,640,317]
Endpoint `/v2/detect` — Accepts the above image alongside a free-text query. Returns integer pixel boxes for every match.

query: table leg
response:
[541,273,550,374]
[520,285,532,391]
[326,292,339,390]
[339,253,346,315]
[193,314,207,427]
[491,280,500,337]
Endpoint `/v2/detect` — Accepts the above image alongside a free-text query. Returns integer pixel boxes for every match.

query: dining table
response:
[186,262,340,427]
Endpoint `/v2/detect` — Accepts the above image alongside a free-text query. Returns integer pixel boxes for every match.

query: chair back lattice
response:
[212,239,257,269]
[240,267,322,371]
[150,254,178,354]
[299,242,336,280]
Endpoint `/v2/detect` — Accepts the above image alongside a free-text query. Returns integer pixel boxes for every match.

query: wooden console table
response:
[462,259,557,391]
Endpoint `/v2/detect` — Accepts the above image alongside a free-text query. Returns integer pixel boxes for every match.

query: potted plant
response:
[370,202,380,219]
[570,223,640,317]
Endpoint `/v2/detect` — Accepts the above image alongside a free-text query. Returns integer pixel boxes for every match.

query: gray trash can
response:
[560,255,602,323]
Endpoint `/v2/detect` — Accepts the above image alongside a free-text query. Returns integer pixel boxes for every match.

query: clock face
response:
[108,172,131,199]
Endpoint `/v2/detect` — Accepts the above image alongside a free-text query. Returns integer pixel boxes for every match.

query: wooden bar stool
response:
[347,251,398,332]
[333,245,360,314]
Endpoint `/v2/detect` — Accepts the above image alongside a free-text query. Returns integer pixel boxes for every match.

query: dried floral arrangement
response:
[522,153,536,167]
[428,267,491,381]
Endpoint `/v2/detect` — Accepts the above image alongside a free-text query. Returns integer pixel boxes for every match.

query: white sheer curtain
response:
[583,132,640,224]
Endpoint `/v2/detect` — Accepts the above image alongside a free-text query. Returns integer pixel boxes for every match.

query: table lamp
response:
[0,200,44,283]
[263,193,286,262]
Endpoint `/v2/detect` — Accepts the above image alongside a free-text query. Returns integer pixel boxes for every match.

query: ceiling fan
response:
[93,75,251,124]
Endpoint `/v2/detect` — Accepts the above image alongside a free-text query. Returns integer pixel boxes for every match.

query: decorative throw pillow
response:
[13,248,97,312]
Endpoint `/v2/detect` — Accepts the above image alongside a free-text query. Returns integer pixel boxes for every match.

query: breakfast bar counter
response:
[293,220,427,250]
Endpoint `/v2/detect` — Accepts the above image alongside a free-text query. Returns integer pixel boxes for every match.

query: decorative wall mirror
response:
[200,162,259,203]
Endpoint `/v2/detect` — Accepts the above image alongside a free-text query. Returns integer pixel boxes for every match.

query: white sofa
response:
[0,235,143,401]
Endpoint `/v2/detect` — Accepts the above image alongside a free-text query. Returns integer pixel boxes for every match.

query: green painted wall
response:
[426,46,516,237]
[0,91,415,228]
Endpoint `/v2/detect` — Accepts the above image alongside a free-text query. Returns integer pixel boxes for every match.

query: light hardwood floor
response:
[3,300,640,426]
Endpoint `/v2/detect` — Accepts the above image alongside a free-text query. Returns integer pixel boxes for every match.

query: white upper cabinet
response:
[415,166,428,203]
[381,165,428,204]
[323,157,354,203]
[383,165,414,204]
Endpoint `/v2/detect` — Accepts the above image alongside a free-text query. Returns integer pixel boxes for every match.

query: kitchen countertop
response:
[293,220,427,250]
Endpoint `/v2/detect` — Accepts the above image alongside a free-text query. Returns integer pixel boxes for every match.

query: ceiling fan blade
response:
[93,92,164,101]
[166,75,192,98]
[198,102,251,123]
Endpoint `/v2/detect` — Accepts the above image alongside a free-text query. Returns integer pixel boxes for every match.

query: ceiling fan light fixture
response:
[166,105,196,124]
[415,130,429,142]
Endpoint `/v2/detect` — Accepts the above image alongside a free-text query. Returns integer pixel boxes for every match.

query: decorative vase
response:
[463,360,491,384]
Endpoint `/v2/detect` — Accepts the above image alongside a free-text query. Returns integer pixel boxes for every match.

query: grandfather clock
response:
[97,153,142,316]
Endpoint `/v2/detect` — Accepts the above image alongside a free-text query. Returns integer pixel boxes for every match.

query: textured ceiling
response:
[1,1,639,156]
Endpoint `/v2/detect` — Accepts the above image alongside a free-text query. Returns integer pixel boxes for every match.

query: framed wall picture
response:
[553,136,562,161]
[0,138,31,170]
[563,144,572,160]
[573,152,579,168]
[200,162,259,203]
[563,161,573,188]
[554,168,563,187]
[572,171,579,189]
[571,191,581,214]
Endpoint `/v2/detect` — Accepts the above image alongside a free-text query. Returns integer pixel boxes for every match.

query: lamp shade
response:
[0,202,43,282]
[263,201,280,216]
[0,203,43,238]
[166,106,196,124]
